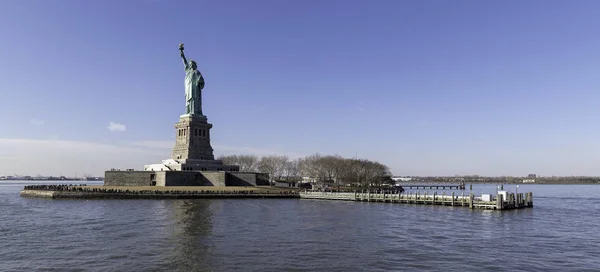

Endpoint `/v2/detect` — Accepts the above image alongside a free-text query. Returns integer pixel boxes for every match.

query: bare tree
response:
[318,155,344,187]
[221,152,392,190]
[299,153,324,182]
[237,155,260,172]
[283,158,301,181]
[274,155,289,181]
[217,155,259,172]
[258,155,288,184]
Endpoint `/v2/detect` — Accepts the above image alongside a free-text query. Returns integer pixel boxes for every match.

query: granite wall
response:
[104,170,266,187]
[163,171,214,186]
[104,171,155,186]
[201,172,226,186]
[226,172,269,186]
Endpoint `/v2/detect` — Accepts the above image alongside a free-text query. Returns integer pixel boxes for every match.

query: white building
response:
[392,177,412,182]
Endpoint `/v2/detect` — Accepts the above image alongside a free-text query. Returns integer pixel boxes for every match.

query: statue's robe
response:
[184,64,205,115]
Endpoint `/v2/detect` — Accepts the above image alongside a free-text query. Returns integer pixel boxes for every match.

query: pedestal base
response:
[144,159,239,172]
[172,114,214,160]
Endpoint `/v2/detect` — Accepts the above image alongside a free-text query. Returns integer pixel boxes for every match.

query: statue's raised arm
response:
[179,43,189,69]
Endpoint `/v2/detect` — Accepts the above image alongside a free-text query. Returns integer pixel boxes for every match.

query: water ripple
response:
[1,184,599,271]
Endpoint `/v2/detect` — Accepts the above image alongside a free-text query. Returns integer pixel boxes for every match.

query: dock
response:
[18,185,533,211]
[299,191,533,210]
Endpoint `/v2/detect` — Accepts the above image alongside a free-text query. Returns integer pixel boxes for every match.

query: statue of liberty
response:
[179,44,205,116]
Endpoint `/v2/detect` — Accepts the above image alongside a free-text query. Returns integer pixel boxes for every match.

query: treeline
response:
[404,176,600,184]
[217,154,392,188]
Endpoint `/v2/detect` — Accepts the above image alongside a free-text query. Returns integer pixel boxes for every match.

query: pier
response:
[299,191,533,210]
[19,185,532,211]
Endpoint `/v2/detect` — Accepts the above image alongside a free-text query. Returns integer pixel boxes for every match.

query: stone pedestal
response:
[171,114,214,160]
[144,159,239,172]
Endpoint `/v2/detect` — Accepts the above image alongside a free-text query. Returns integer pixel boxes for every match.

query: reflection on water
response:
[167,200,216,271]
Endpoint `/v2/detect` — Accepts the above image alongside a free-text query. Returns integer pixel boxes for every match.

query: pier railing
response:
[299,191,533,210]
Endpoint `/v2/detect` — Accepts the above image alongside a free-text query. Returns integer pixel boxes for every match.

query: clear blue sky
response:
[1,0,600,176]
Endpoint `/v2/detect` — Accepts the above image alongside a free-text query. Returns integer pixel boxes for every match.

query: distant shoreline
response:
[396,181,600,185]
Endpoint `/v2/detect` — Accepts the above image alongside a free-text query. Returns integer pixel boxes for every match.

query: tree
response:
[283,158,301,181]
[299,153,324,182]
[217,155,259,172]
[221,152,393,190]
[258,155,288,184]
[317,155,344,188]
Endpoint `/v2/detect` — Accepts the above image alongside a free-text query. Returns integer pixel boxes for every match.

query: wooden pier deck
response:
[299,191,533,210]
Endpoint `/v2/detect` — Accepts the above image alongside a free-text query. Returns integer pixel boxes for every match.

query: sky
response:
[1,0,600,177]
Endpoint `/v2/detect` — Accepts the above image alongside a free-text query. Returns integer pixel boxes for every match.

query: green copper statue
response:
[179,44,205,116]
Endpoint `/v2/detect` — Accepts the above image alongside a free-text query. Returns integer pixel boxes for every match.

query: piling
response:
[496,194,503,210]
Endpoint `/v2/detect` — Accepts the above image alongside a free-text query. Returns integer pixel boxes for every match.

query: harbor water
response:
[1,181,599,271]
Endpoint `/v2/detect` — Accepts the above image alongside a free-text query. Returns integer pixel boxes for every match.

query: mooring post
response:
[496,193,503,210]
[451,191,455,206]
[527,192,533,207]
[530,192,534,207]
[469,193,474,209]
[520,193,524,208]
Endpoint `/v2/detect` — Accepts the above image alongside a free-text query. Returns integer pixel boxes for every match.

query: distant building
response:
[523,179,535,183]
[527,174,537,178]
[392,177,412,182]
[302,177,317,184]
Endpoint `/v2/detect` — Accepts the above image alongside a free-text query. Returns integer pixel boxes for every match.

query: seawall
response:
[20,190,56,199]
[20,190,299,199]
[20,185,300,199]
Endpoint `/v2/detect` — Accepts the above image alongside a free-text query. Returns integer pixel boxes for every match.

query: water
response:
[1,182,599,271]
